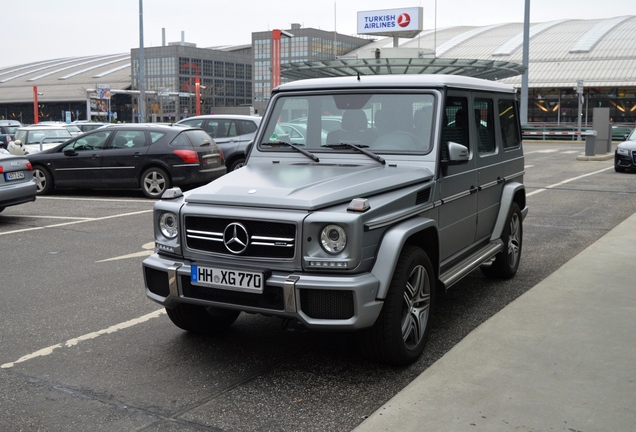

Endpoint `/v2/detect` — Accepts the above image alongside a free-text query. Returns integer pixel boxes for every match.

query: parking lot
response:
[2,142,636,431]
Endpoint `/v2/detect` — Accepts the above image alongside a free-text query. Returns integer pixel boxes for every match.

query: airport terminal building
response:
[0,14,634,126]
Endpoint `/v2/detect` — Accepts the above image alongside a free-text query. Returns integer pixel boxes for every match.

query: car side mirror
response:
[63,148,78,156]
[442,141,469,165]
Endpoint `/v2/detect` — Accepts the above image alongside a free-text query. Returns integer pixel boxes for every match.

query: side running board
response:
[439,240,504,289]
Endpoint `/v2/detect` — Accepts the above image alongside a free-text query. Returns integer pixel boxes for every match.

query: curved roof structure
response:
[0,54,132,103]
[284,15,636,88]
[1,16,635,106]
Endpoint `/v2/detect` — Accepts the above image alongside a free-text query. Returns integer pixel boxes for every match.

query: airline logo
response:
[398,13,410,28]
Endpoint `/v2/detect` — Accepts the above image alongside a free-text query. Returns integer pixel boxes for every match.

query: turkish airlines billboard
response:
[357,7,423,38]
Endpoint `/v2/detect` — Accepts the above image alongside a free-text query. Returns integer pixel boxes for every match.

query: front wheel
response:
[363,246,435,366]
[482,202,523,279]
[140,167,171,199]
[228,157,246,171]
[166,303,240,334]
[33,166,54,194]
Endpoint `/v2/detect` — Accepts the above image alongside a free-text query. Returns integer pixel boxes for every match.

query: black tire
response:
[166,303,240,334]
[363,246,435,366]
[32,165,54,195]
[482,202,523,279]
[140,167,171,199]
[228,157,246,171]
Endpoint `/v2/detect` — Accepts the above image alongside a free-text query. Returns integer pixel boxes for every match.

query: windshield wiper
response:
[323,143,385,165]
[262,141,320,163]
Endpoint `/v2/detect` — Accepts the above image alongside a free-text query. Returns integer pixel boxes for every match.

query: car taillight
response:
[173,149,199,163]
[26,161,33,171]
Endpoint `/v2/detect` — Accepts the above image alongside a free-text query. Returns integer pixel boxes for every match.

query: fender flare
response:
[490,182,527,241]
[371,215,438,300]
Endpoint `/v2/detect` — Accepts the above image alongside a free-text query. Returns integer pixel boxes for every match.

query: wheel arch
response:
[490,182,527,241]
[225,152,246,170]
[371,216,439,300]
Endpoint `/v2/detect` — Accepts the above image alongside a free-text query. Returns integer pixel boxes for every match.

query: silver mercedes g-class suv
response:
[143,74,527,366]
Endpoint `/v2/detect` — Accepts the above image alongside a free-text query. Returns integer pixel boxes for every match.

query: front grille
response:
[185,216,296,259]
[299,289,354,319]
[180,275,284,310]
[145,267,170,297]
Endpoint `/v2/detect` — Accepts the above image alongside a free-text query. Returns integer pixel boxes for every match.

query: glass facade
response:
[528,87,636,126]
[131,45,252,122]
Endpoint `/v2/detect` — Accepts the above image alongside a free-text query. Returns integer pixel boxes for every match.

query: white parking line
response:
[0,210,152,236]
[527,166,614,196]
[38,196,152,203]
[1,310,166,369]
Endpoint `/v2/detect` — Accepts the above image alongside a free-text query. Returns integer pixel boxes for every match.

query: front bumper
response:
[142,253,383,330]
[615,149,636,169]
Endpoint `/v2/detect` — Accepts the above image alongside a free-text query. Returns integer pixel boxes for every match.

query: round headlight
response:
[159,212,178,239]
[320,224,347,254]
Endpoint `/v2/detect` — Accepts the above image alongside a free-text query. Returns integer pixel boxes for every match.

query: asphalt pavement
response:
[354,209,636,431]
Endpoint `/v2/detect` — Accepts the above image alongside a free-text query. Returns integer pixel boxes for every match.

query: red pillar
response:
[272,30,281,89]
[33,86,39,124]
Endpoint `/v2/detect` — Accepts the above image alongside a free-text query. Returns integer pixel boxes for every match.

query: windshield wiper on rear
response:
[323,143,386,165]
[261,141,320,163]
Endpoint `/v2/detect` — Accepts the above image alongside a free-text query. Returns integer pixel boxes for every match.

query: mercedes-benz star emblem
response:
[223,222,249,254]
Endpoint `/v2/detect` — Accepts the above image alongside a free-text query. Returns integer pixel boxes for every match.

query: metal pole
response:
[32,86,39,124]
[138,0,146,123]
[520,0,530,125]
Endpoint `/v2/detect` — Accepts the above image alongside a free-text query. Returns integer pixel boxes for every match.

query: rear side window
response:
[498,99,521,149]
[150,132,166,143]
[239,120,258,134]
[474,98,496,154]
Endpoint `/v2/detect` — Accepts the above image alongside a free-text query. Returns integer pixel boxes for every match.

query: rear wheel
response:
[33,166,54,194]
[166,303,240,334]
[141,167,171,199]
[482,202,522,279]
[363,246,435,366]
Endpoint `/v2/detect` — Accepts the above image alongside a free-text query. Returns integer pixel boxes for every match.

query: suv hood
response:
[185,163,434,211]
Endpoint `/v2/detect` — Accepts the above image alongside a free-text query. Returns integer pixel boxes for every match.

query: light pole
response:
[271,30,293,89]
[520,0,530,125]
[195,78,201,116]
[138,0,147,123]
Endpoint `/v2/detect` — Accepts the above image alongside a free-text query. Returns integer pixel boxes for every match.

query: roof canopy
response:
[281,57,525,81]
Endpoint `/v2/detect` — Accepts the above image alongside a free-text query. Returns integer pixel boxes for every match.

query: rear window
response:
[184,130,214,147]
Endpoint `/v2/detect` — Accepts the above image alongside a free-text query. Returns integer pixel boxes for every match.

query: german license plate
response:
[5,171,25,181]
[191,265,264,293]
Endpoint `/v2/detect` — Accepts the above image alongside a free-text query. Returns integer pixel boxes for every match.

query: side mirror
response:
[442,141,469,165]
[63,148,77,156]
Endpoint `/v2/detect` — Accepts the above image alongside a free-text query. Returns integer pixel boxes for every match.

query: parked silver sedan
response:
[0,149,37,213]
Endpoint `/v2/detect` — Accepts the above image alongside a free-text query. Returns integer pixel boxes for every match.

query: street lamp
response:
[271,29,293,89]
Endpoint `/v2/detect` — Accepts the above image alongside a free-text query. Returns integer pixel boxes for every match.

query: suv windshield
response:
[259,93,436,154]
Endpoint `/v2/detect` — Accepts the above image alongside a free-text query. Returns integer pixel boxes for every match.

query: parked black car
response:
[27,124,226,198]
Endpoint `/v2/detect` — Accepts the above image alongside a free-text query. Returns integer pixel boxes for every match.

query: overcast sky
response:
[3,0,633,66]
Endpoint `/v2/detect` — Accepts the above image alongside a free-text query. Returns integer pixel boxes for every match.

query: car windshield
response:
[259,92,436,154]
